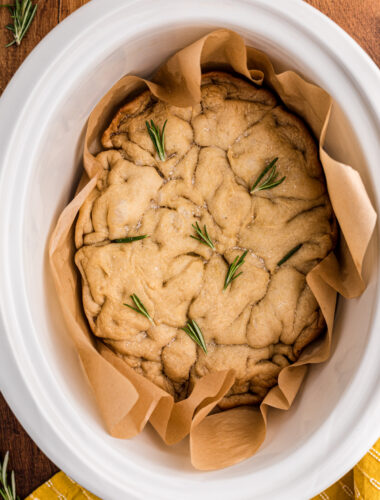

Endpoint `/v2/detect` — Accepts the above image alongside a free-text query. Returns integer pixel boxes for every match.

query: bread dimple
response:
[75,72,337,407]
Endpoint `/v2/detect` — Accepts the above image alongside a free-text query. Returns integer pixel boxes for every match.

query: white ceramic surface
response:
[0,0,379,498]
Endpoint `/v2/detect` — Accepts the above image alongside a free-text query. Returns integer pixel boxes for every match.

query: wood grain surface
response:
[0,0,378,497]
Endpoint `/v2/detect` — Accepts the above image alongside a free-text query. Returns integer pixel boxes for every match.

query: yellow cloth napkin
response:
[25,472,100,500]
[26,439,380,500]
[310,438,380,499]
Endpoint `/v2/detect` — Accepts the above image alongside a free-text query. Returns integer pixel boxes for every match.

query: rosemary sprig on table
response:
[224,250,248,290]
[112,235,148,243]
[146,120,167,161]
[277,243,302,266]
[0,452,20,500]
[182,319,207,354]
[1,0,37,47]
[124,294,154,324]
[190,222,215,249]
[250,157,285,193]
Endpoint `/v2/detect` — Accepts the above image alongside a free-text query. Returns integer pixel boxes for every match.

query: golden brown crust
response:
[75,72,337,409]
[102,91,153,149]
[101,71,277,150]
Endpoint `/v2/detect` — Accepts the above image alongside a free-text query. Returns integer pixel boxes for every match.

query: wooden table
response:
[0,0,378,497]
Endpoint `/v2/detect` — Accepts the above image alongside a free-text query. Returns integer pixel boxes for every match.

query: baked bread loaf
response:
[75,72,337,408]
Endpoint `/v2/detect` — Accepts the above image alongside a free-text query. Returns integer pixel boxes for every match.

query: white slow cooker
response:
[0,1,379,498]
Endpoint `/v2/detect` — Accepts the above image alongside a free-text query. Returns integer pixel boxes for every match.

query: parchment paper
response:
[49,29,377,470]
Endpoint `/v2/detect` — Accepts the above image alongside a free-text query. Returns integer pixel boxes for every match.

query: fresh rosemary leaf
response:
[190,222,215,249]
[146,119,167,161]
[1,0,37,48]
[250,157,286,193]
[224,250,248,290]
[181,319,207,354]
[124,294,154,324]
[112,235,148,243]
[0,452,20,500]
[277,243,302,266]
[250,158,276,191]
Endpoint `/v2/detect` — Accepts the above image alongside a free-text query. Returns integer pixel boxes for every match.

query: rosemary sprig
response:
[277,243,302,266]
[190,222,215,249]
[112,235,148,243]
[1,0,37,47]
[250,157,285,193]
[124,294,154,324]
[224,250,248,290]
[146,120,167,161]
[181,319,207,354]
[0,452,20,500]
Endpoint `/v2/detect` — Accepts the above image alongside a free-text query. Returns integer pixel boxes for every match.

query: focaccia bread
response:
[75,72,337,409]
